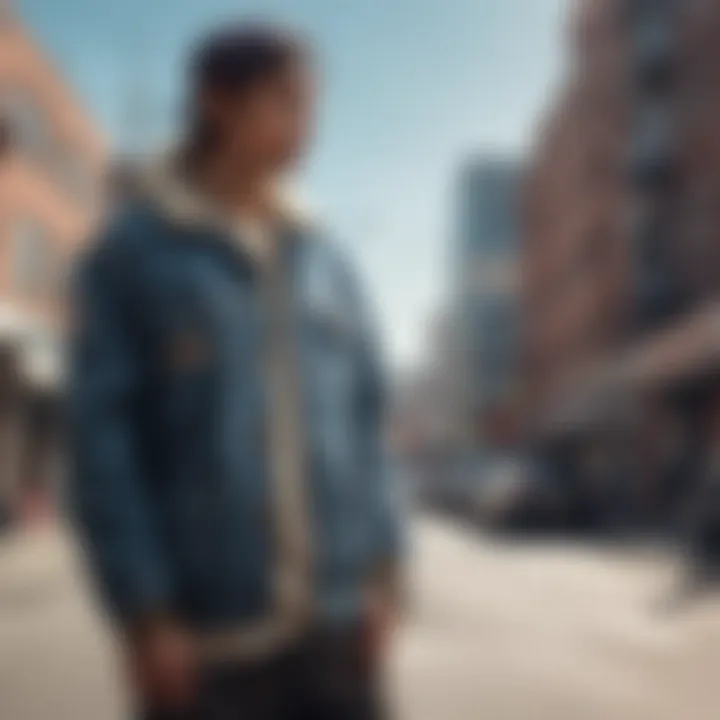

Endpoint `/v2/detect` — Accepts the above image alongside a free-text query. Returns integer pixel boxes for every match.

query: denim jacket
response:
[68,165,402,661]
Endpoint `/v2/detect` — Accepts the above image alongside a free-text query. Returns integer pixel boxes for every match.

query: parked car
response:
[422,460,469,516]
[471,454,564,530]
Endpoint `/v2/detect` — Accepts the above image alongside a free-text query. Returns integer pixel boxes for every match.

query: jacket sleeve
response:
[345,260,406,593]
[68,234,172,626]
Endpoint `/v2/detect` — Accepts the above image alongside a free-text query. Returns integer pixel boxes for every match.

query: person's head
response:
[187,22,315,177]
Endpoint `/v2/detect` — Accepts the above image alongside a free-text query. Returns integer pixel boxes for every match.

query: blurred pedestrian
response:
[680,434,720,594]
[662,395,720,610]
[69,22,403,720]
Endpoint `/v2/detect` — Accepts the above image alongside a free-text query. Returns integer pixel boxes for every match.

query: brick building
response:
[523,0,720,527]
[0,7,106,524]
[524,0,631,427]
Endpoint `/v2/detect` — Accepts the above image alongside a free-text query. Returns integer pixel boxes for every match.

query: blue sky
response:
[18,0,567,368]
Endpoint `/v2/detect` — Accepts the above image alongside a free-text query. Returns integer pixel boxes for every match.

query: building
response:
[392,311,465,459]
[523,0,632,431]
[0,7,106,524]
[523,0,720,528]
[456,157,523,451]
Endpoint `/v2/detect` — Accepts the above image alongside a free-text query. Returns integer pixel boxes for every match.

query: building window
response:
[0,118,9,159]
[0,89,50,162]
[0,89,95,208]
[629,0,677,23]
[13,219,52,297]
[634,26,674,92]
[631,102,675,184]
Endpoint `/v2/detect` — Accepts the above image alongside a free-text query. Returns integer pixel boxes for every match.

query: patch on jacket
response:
[165,328,211,374]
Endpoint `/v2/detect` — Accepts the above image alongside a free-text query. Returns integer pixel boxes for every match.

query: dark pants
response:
[143,626,385,720]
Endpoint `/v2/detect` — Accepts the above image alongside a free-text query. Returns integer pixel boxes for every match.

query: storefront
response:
[0,306,62,530]
[533,302,720,533]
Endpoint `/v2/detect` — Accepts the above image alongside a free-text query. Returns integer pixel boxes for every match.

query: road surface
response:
[1,518,720,719]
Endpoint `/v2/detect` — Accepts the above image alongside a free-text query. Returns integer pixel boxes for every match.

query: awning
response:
[533,302,720,439]
[611,302,720,393]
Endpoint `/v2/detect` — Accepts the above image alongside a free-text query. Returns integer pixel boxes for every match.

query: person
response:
[69,23,403,720]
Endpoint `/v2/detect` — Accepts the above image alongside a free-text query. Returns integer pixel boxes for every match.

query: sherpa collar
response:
[138,149,313,263]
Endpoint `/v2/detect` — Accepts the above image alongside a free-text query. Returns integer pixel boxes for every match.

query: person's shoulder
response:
[87,197,175,261]
[73,202,164,290]
[94,201,166,254]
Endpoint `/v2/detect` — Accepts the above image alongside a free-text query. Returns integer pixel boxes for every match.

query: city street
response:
[2,518,720,720]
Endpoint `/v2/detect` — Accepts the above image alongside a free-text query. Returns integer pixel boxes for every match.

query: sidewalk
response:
[0,524,126,720]
[3,518,720,719]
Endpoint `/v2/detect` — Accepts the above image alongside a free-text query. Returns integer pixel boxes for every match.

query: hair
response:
[186,22,309,157]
